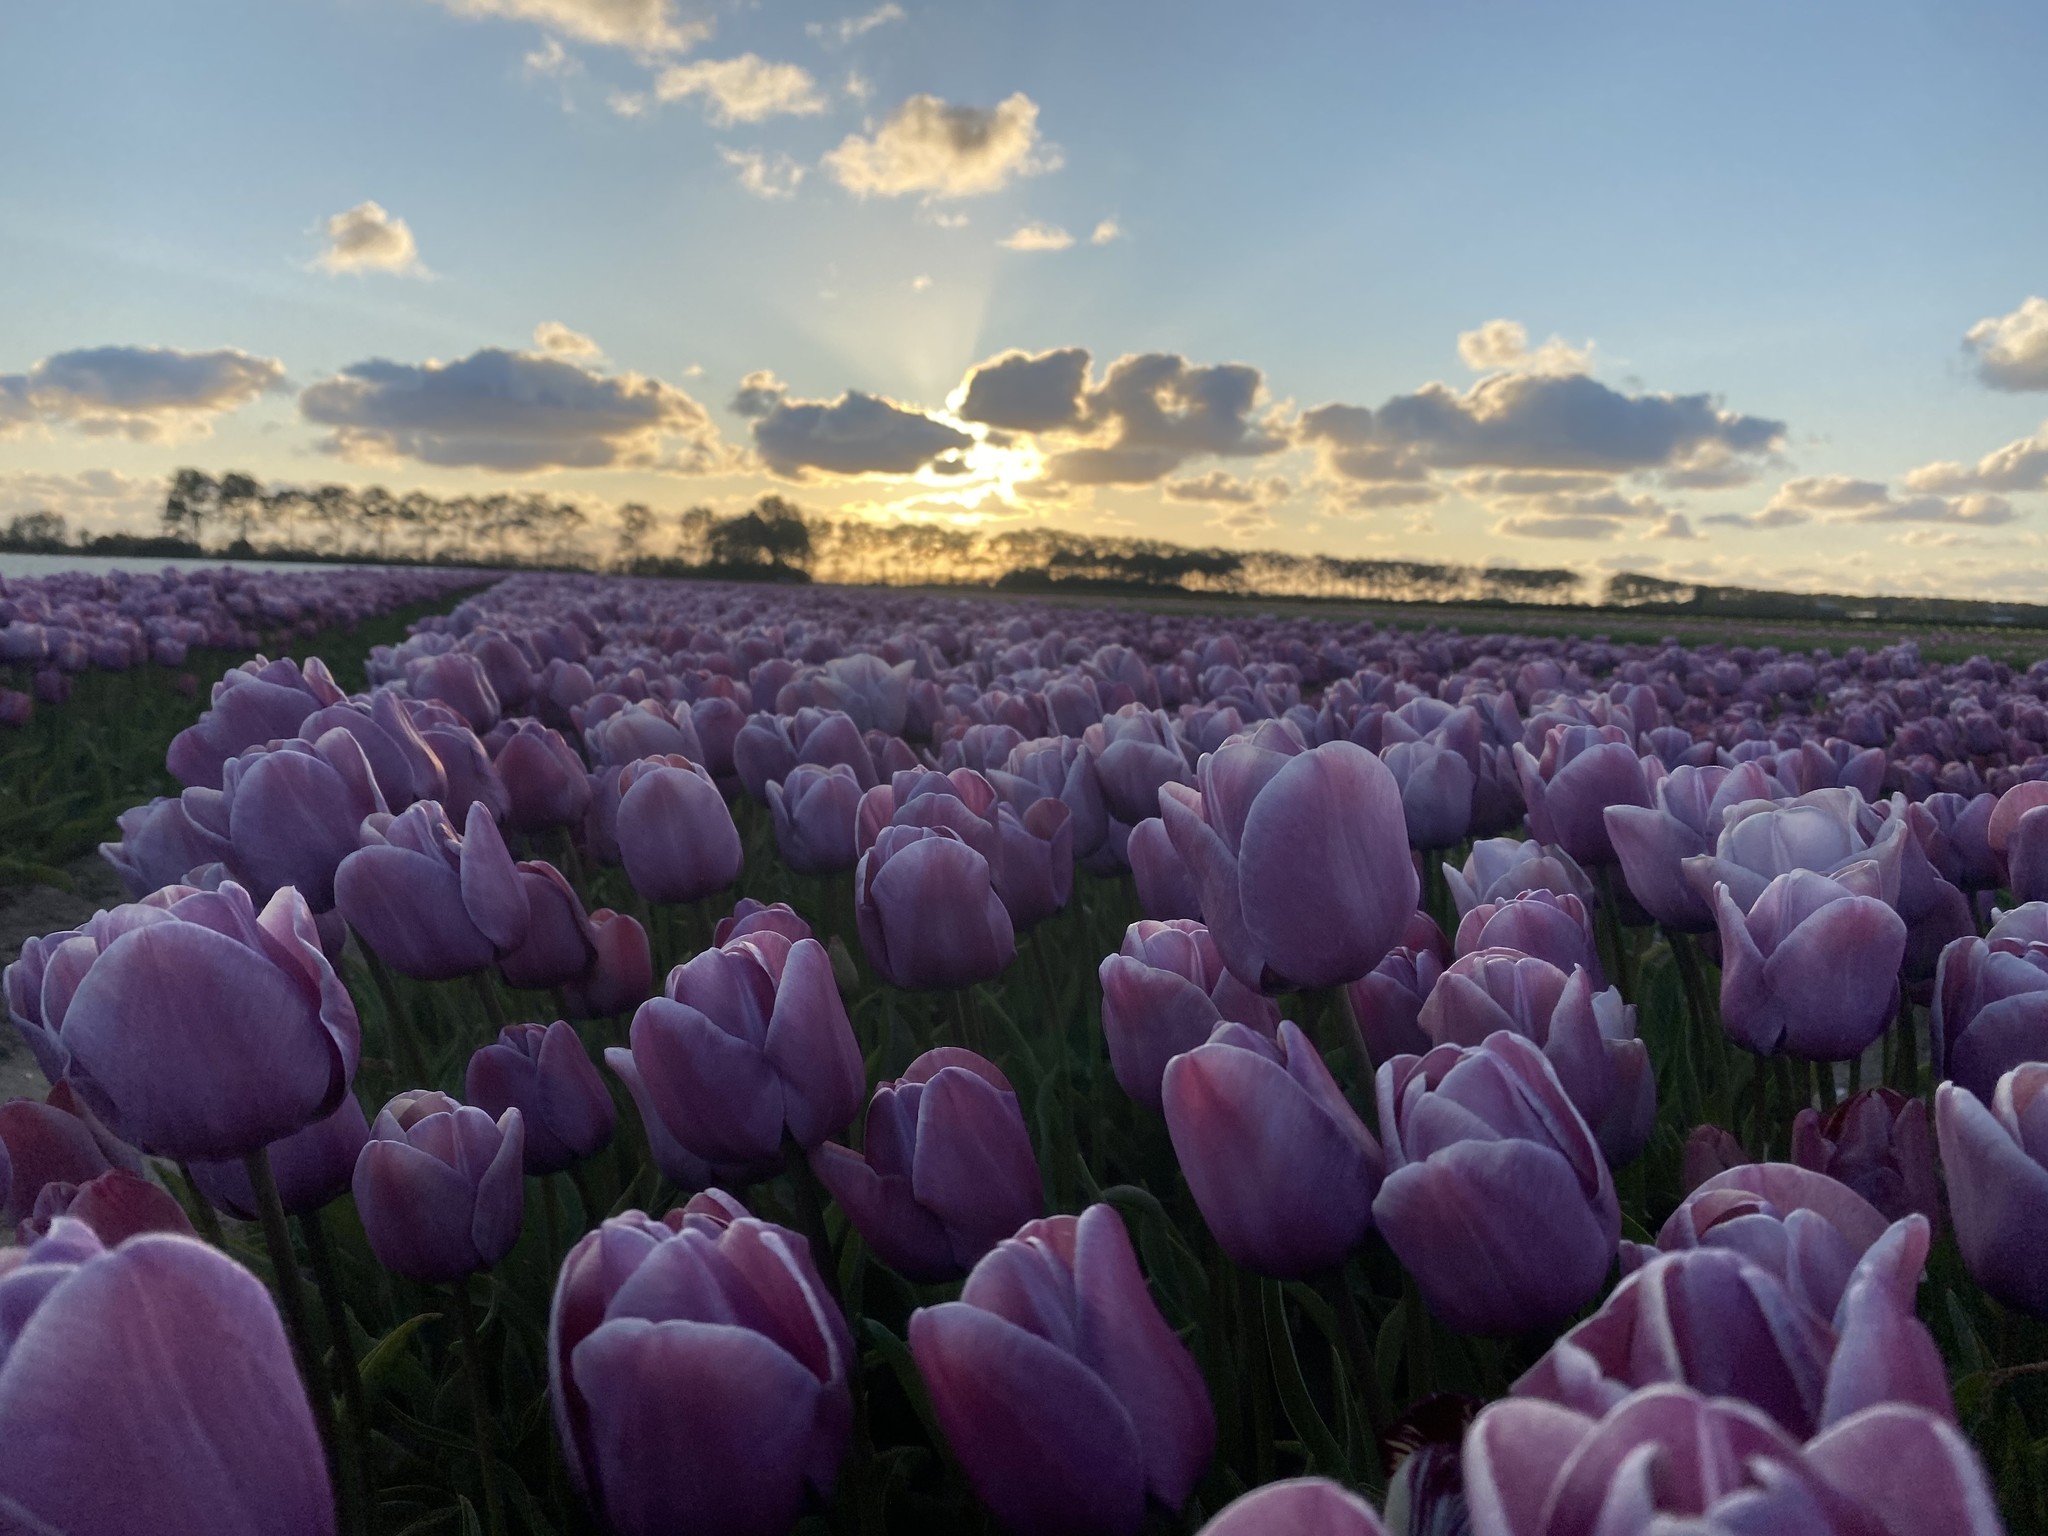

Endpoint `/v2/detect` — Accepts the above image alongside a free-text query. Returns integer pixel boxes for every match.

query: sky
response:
[4,0,2048,598]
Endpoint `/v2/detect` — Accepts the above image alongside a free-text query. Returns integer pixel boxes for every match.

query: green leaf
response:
[360,1313,441,1397]
[1261,1279,1349,1477]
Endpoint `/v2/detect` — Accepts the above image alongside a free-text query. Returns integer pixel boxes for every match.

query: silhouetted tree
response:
[163,468,219,547]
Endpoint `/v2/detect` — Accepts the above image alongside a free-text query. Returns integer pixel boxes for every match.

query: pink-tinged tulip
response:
[1633,1163,1889,1320]
[180,728,389,910]
[1931,925,2048,1101]
[1683,787,1908,916]
[1602,760,1772,932]
[714,898,812,947]
[1161,737,1416,992]
[416,713,510,826]
[467,1020,617,1175]
[1383,738,1476,851]
[1516,1219,1951,1440]
[298,690,448,810]
[0,1095,121,1225]
[563,908,653,1017]
[1453,889,1604,984]
[167,654,345,790]
[1100,919,1280,1111]
[857,768,1003,869]
[408,650,500,731]
[0,1222,336,1536]
[1462,1387,2000,1536]
[910,1204,1214,1536]
[1420,955,1655,1166]
[1986,777,2048,861]
[1443,837,1593,918]
[614,754,742,904]
[583,698,701,768]
[19,1167,195,1245]
[732,712,800,802]
[993,797,1074,928]
[811,1047,1043,1282]
[1164,1019,1384,1277]
[1127,815,1201,920]
[1712,868,1907,1060]
[1513,724,1650,867]
[1345,943,1442,1069]
[767,762,864,873]
[549,1208,853,1536]
[1195,1479,1387,1536]
[187,1093,371,1218]
[352,1090,525,1283]
[2006,803,2048,903]
[607,936,862,1184]
[1089,707,1193,826]
[1374,1032,1619,1335]
[1936,1070,2048,1317]
[5,882,359,1162]
[499,859,598,990]
[98,795,219,899]
[997,735,1109,864]
[495,719,594,833]
[336,798,528,981]
[855,823,1016,991]
[1791,1088,1940,1227]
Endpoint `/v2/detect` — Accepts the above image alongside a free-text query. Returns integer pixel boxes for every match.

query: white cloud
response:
[607,89,650,116]
[1090,218,1123,245]
[655,54,826,124]
[806,3,904,45]
[1709,473,2021,532]
[313,201,426,276]
[999,221,1072,252]
[0,346,287,442]
[1963,296,2048,392]
[533,321,601,357]
[425,0,711,53]
[522,35,579,75]
[719,146,805,199]
[926,209,969,228]
[0,469,165,531]
[823,92,1057,199]
[1456,318,1593,376]
[845,69,873,103]
[1905,421,2048,495]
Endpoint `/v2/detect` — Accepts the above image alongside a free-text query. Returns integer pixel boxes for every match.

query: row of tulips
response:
[3,570,2047,1534]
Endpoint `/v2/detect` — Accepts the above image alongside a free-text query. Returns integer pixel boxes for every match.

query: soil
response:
[0,856,125,1103]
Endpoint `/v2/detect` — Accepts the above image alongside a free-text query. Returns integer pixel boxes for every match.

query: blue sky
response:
[4,0,2048,596]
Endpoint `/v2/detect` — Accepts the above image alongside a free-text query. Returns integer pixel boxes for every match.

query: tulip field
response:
[7,569,2048,1536]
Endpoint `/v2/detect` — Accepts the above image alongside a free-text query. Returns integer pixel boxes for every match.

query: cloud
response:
[425,0,711,53]
[1209,505,1278,536]
[1963,296,2048,392]
[656,55,824,124]
[1160,471,1292,506]
[1718,473,2021,531]
[719,146,805,199]
[533,321,601,357]
[954,348,1090,432]
[607,89,650,116]
[1647,511,1697,540]
[999,221,1072,252]
[1456,318,1592,376]
[1769,474,1892,511]
[1324,482,1444,512]
[299,347,723,472]
[1703,505,1814,531]
[1089,218,1123,245]
[1482,486,1672,540]
[731,374,973,478]
[807,3,904,45]
[313,201,426,276]
[0,345,286,441]
[1834,492,2016,527]
[0,468,165,530]
[523,35,580,75]
[1905,422,2048,495]
[823,92,1056,199]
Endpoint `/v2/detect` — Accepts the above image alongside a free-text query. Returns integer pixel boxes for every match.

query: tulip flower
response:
[714,898,813,947]
[1936,1069,2048,1317]
[467,1020,617,1175]
[550,1208,853,1536]
[606,936,863,1183]
[810,1047,1043,1282]
[1195,1479,1387,1536]
[1931,925,2048,1101]
[1790,1088,1940,1227]
[1374,1031,1619,1334]
[98,794,220,899]
[0,1094,123,1225]
[562,907,653,1017]
[1160,736,1416,992]
[499,860,598,990]
[1513,723,1651,866]
[179,727,389,910]
[1452,889,1604,983]
[910,1204,1214,1536]
[352,1090,525,1284]
[1099,919,1280,1111]
[992,797,1074,928]
[4,881,359,1162]
[408,650,500,731]
[415,711,510,826]
[583,698,701,768]
[1683,787,1908,915]
[767,762,864,874]
[1681,1122,1750,1192]
[994,735,1108,866]
[495,719,594,833]
[1712,868,1907,1061]
[1382,737,1476,850]
[1089,707,1193,826]
[1443,837,1593,918]
[335,798,529,981]
[1344,941,1442,1069]
[1164,1019,1384,1277]
[0,1221,337,1535]
[187,1093,371,1219]
[1603,760,1778,932]
[857,768,1003,869]
[298,689,449,810]
[614,753,743,904]
[18,1167,196,1245]
[1462,1386,2000,1536]
[1127,815,1201,920]
[167,654,346,790]
[855,823,1016,991]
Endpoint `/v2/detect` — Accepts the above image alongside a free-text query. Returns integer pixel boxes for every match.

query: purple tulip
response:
[467,1021,617,1175]
[1453,889,1604,983]
[855,823,1016,991]
[495,719,594,833]
[187,1093,371,1218]
[857,767,1003,870]
[1344,941,1443,1070]
[1383,738,1476,850]
[811,1047,1043,1282]
[408,650,500,731]
[614,753,743,904]
[1936,1069,2048,1317]
[1443,837,1593,918]
[731,712,801,802]
[1713,869,1908,1060]
[1127,815,1201,920]
[1931,921,2048,1102]
[336,798,529,980]
[4,881,359,1161]
[352,1090,525,1283]
[298,690,449,810]
[179,727,388,910]
[910,1204,1214,1536]
[1683,787,1907,916]
[1681,1122,1750,1193]
[1462,1385,1999,1536]
[18,1166,196,1245]
[997,735,1108,864]
[1160,736,1416,992]
[1603,759,1777,931]
[98,794,220,899]
[767,762,864,874]
[0,1221,336,1535]
[1514,724,1650,866]
[562,907,653,1017]
[167,654,345,790]
[1790,1088,1941,1228]
[1100,919,1280,1111]
[1195,1479,1387,1536]
[415,711,510,826]
[549,1205,853,1536]
[498,859,597,990]
[1089,707,1193,826]
[606,935,862,1184]
[1374,1031,1619,1334]
[992,797,1074,929]
[714,898,813,947]
[1164,1018,1384,1277]
[583,698,700,768]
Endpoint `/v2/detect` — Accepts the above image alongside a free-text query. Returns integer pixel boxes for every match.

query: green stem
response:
[453,1275,506,1536]
[570,1161,605,1229]
[363,947,432,1088]
[301,1206,373,1536]
[470,970,509,1031]
[244,1149,343,1526]
[1595,866,1638,1003]
[541,1175,563,1277]
[783,1134,845,1315]
[174,1161,230,1248]
[1402,1269,1435,1402]
[1322,1265,1389,1495]
[1753,1053,1772,1160]
[1895,982,1919,1098]
[1236,1267,1275,1485]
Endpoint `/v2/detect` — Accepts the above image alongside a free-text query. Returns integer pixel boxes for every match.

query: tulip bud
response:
[615,753,743,904]
[353,1091,525,1283]
[1100,919,1280,1111]
[855,823,1016,991]
[336,799,529,981]
[467,1021,617,1175]
[562,908,653,1018]
[767,762,864,874]
[1936,1070,2048,1318]
[1790,1088,1940,1227]
[1713,869,1907,1061]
